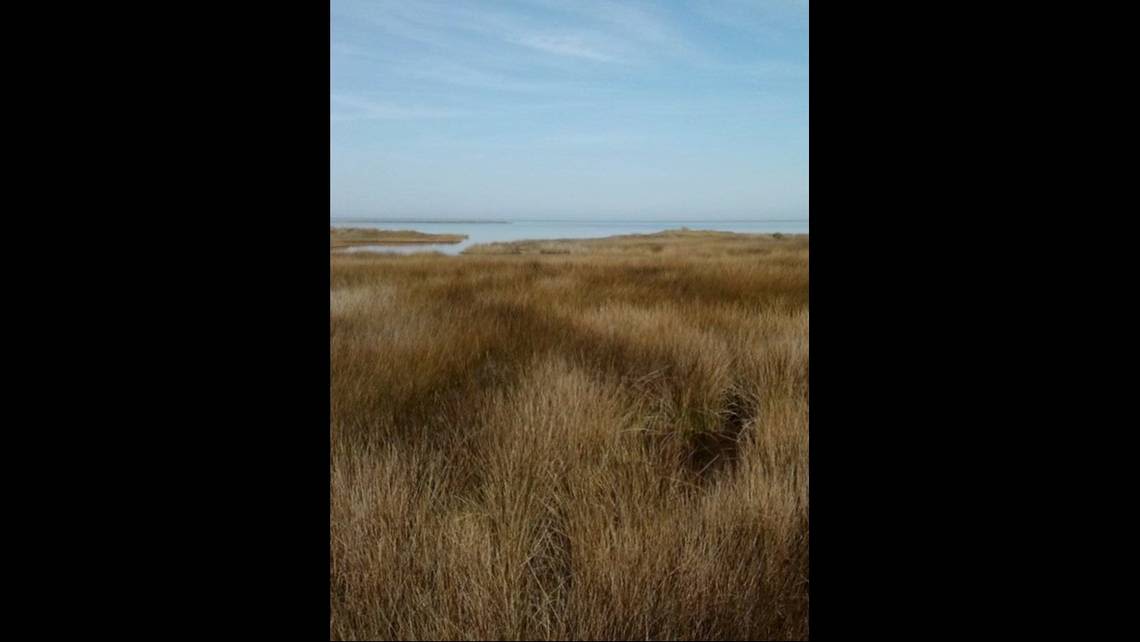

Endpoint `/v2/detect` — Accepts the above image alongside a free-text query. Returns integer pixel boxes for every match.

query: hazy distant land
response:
[330,227,468,249]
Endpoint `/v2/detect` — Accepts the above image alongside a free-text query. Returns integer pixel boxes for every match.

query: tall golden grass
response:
[331,231,808,640]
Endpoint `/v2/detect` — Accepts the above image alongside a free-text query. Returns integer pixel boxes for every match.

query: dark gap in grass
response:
[686,390,753,482]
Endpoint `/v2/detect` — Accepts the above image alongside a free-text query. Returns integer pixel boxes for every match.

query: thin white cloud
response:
[689,0,808,39]
[330,94,466,121]
[340,0,637,64]
[539,131,646,147]
[510,33,621,62]
[332,1,806,119]
[331,42,374,59]
[518,0,675,43]
[386,60,591,93]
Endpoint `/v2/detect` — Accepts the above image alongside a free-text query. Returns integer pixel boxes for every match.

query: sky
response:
[331,0,808,220]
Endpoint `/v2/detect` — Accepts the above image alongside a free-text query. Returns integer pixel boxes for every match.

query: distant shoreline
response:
[331,228,468,249]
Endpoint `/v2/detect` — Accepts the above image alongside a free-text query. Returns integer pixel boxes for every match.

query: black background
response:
[76,2,1028,638]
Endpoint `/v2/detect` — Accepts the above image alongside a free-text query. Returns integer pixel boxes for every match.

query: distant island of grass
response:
[331,228,468,249]
[461,228,803,256]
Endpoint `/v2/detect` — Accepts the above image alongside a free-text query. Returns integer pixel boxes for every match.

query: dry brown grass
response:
[331,230,808,640]
[331,227,468,249]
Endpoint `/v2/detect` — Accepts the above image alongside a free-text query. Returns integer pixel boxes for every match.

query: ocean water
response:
[330,218,808,255]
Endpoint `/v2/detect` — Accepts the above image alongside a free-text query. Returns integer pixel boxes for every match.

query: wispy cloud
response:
[393,62,593,93]
[331,94,466,122]
[688,0,808,40]
[331,3,806,118]
[331,0,808,218]
[521,0,694,56]
[336,0,670,66]
[331,42,375,59]
[510,33,622,62]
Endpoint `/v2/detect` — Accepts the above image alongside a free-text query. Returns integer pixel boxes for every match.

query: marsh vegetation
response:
[331,227,468,249]
[330,230,809,640]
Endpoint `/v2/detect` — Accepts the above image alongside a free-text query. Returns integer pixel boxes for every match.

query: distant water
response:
[330,218,808,255]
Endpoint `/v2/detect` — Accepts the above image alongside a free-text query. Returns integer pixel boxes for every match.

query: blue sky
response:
[331,0,808,220]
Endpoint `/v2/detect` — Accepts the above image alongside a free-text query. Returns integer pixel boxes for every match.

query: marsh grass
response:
[331,227,468,249]
[331,230,808,640]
